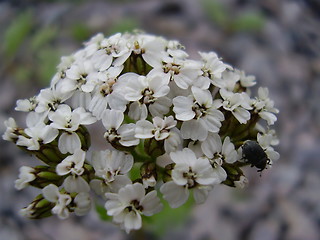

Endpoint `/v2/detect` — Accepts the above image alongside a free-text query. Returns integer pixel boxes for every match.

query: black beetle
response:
[242,140,270,172]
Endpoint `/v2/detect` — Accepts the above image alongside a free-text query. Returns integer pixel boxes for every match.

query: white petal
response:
[181,119,207,141]
[58,132,81,154]
[201,133,222,158]
[191,87,212,106]
[259,111,277,125]
[233,108,250,124]
[42,184,60,202]
[64,175,90,193]
[173,96,195,121]
[124,211,142,233]
[170,148,197,165]
[160,181,189,208]
[102,109,124,130]
[172,164,189,186]
[42,126,59,144]
[135,120,154,139]
[118,183,145,203]
[140,190,163,216]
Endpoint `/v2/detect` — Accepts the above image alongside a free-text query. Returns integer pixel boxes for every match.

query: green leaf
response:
[3,11,33,58]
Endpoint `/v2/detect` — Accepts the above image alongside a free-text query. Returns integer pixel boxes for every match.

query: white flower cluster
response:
[3,32,280,233]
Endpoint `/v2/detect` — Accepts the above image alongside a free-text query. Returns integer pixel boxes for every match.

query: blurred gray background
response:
[1,0,319,239]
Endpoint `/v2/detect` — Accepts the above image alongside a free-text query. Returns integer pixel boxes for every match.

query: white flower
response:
[35,88,72,113]
[92,149,133,181]
[105,183,163,233]
[115,73,171,120]
[252,87,279,125]
[15,166,36,190]
[83,33,105,57]
[49,104,96,153]
[257,132,280,163]
[15,97,38,112]
[160,148,220,208]
[16,123,59,150]
[90,149,133,195]
[61,60,97,93]
[129,34,166,67]
[173,87,224,141]
[88,66,124,119]
[220,88,252,124]
[2,118,19,142]
[135,116,176,140]
[237,69,256,87]
[91,33,130,69]
[148,56,201,90]
[56,149,90,193]
[102,109,139,147]
[194,52,227,89]
[42,184,72,219]
[212,70,239,91]
[201,133,238,164]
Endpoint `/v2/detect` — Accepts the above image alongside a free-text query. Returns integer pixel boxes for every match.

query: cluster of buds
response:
[3,32,279,233]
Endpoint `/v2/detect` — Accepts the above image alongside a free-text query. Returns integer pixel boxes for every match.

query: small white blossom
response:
[237,69,256,87]
[194,52,227,89]
[173,87,224,141]
[16,123,59,150]
[56,149,90,193]
[105,182,163,233]
[201,133,238,164]
[160,148,221,208]
[2,118,19,142]
[49,104,96,153]
[115,73,171,120]
[212,70,239,91]
[61,60,97,93]
[91,33,130,69]
[252,87,279,125]
[15,97,38,112]
[148,56,201,90]
[102,109,139,147]
[129,34,166,67]
[135,116,176,140]
[35,88,72,113]
[42,184,72,219]
[88,66,124,119]
[220,89,252,124]
[257,132,280,163]
[15,166,36,190]
[90,149,133,195]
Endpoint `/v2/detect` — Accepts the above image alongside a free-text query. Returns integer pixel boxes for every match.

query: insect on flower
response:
[242,140,270,173]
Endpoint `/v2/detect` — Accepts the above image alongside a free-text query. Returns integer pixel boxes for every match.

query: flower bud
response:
[20,194,53,219]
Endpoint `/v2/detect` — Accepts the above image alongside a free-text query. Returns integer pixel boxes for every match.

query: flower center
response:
[163,62,180,75]
[192,102,207,119]
[183,167,197,188]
